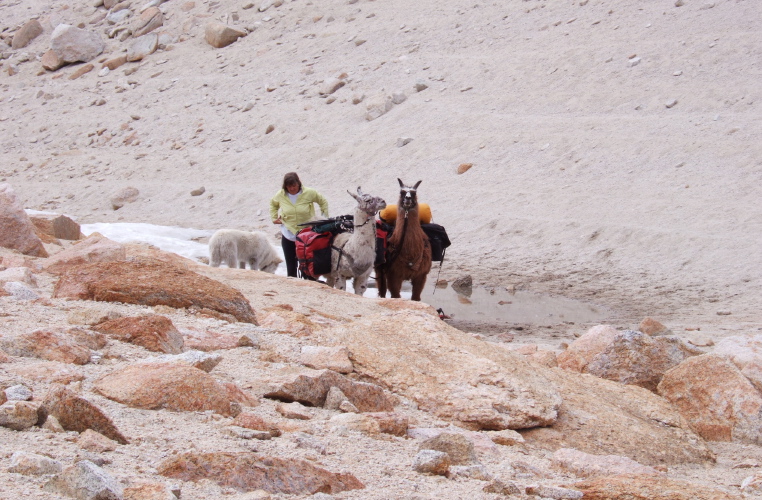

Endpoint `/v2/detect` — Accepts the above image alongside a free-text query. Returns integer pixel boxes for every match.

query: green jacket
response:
[270,186,329,236]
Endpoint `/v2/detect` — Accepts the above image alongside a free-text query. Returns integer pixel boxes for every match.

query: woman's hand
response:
[273,218,282,224]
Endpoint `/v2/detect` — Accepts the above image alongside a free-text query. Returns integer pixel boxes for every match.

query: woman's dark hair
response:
[282,172,302,191]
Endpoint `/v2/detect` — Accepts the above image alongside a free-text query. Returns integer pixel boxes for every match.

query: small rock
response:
[448,465,493,481]
[413,449,450,476]
[8,452,63,475]
[190,187,206,196]
[414,81,428,92]
[5,384,33,401]
[78,429,119,453]
[665,99,678,108]
[457,163,473,174]
[396,137,413,147]
[628,56,641,67]
[204,23,247,48]
[111,186,139,210]
[391,92,407,105]
[44,460,124,499]
[0,400,40,431]
[526,484,583,499]
[276,402,312,420]
[484,479,524,495]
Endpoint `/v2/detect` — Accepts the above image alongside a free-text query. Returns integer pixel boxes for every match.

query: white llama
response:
[208,229,282,273]
[325,187,386,295]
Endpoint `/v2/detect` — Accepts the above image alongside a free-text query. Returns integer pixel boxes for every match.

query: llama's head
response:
[349,186,386,216]
[397,179,422,211]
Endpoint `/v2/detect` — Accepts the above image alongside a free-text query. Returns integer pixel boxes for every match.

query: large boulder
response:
[93,363,255,415]
[93,315,184,354]
[158,452,363,494]
[44,460,123,500]
[43,234,126,274]
[713,334,762,392]
[658,354,762,444]
[552,448,661,478]
[52,259,258,323]
[557,325,701,391]
[41,385,129,444]
[318,310,562,430]
[0,184,48,257]
[50,24,104,64]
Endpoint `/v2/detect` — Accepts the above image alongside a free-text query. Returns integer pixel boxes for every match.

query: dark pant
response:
[281,235,298,277]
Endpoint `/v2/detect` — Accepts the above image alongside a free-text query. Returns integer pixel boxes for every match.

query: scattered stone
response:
[3,281,39,300]
[483,479,524,495]
[628,56,641,67]
[123,482,178,500]
[329,412,380,434]
[42,415,66,433]
[12,20,44,49]
[231,412,281,437]
[391,92,407,105]
[264,369,394,412]
[93,315,184,354]
[8,451,63,475]
[412,449,450,476]
[110,186,140,210]
[457,163,473,174]
[5,384,32,401]
[42,50,65,71]
[526,484,583,499]
[69,63,95,80]
[324,386,349,410]
[0,266,37,287]
[78,429,119,453]
[145,350,223,373]
[639,317,672,336]
[190,186,205,196]
[451,275,473,295]
[299,346,353,373]
[741,473,762,496]
[448,465,493,481]
[293,432,327,454]
[204,23,247,48]
[106,9,132,25]
[396,137,413,147]
[364,94,394,121]
[414,81,428,92]
[419,432,477,465]
[0,183,48,257]
[320,77,346,96]
[226,426,271,440]
[127,33,159,62]
[666,99,678,108]
[67,307,122,326]
[133,7,164,37]
[265,124,275,134]
[50,24,105,64]
[52,259,258,323]
[158,452,364,494]
[41,385,129,444]
[0,400,40,431]
[552,448,661,478]
[102,55,128,70]
[658,354,762,444]
[276,401,313,420]
[487,429,525,446]
[30,213,83,241]
[94,362,255,415]
[237,332,260,348]
[44,460,124,500]
[366,412,409,436]
[0,329,91,365]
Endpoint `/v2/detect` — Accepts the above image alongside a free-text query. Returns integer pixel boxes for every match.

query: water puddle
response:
[392,282,608,325]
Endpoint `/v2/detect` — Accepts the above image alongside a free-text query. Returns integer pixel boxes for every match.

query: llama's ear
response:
[413,180,422,190]
[398,178,404,187]
[348,189,359,201]
[357,186,364,196]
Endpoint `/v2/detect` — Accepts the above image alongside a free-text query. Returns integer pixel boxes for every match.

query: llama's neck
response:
[352,207,373,237]
[392,206,423,239]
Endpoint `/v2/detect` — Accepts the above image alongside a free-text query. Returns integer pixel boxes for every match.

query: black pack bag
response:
[421,223,451,262]
[298,215,354,235]
[374,220,393,267]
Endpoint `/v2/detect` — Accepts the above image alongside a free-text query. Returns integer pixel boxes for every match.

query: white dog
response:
[208,229,282,273]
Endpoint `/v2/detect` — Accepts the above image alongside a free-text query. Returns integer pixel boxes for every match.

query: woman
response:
[270,172,329,277]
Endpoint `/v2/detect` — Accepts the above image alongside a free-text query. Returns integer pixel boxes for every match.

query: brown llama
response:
[375,179,432,301]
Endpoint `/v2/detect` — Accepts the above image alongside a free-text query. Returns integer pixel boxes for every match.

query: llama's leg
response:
[325,272,335,288]
[387,275,403,299]
[238,260,246,269]
[410,275,428,302]
[375,267,387,297]
[335,274,347,291]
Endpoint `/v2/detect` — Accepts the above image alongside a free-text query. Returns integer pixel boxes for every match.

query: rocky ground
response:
[1,0,762,498]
